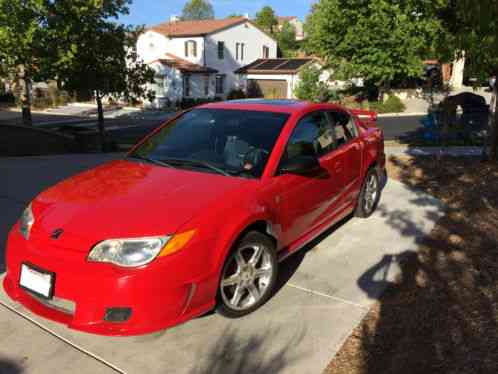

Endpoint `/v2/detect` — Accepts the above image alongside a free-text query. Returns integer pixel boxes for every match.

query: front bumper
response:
[3,225,216,336]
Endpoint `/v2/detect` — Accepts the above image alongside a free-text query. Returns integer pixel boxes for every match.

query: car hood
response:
[31,160,253,251]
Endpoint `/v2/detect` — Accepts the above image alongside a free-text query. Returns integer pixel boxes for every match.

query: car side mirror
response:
[279,155,320,175]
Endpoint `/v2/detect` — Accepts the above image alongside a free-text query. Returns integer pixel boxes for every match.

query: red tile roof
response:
[277,16,298,25]
[149,17,247,37]
[152,53,218,74]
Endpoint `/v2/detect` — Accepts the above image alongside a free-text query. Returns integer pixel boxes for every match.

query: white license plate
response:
[19,264,54,299]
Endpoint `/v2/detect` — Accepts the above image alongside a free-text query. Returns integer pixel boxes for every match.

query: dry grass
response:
[326,155,498,374]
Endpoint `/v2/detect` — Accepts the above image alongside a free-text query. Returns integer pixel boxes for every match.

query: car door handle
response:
[335,161,343,173]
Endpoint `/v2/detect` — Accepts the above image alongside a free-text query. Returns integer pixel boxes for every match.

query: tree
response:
[181,0,214,21]
[227,13,243,18]
[294,64,333,102]
[48,1,155,151]
[255,6,278,34]
[437,0,498,160]
[305,0,447,97]
[0,0,49,125]
[277,21,298,57]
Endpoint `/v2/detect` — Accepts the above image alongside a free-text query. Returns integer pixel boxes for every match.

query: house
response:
[277,16,305,41]
[236,58,330,99]
[136,16,277,107]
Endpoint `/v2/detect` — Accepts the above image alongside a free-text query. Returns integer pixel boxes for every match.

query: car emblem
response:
[51,229,64,240]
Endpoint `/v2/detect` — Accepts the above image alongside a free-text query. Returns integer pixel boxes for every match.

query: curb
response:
[377,112,427,118]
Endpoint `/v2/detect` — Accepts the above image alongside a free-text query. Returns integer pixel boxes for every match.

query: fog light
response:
[104,307,132,322]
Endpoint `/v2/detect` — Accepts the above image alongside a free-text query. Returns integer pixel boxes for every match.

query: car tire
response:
[355,167,381,218]
[216,231,278,319]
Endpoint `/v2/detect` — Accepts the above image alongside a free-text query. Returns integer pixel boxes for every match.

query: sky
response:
[119,0,315,27]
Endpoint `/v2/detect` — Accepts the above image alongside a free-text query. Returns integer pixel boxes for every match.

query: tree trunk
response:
[96,92,106,152]
[490,80,498,161]
[18,66,32,126]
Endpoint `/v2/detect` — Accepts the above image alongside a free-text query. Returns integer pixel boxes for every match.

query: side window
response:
[185,40,197,58]
[217,41,224,59]
[285,112,334,160]
[330,111,357,147]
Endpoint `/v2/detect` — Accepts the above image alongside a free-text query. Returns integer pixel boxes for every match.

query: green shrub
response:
[294,65,341,103]
[47,86,72,107]
[227,88,246,100]
[369,95,406,113]
[32,96,51,109]
[0,92,15,104]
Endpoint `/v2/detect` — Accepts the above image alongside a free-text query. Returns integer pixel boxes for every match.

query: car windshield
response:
[129,108,290,178]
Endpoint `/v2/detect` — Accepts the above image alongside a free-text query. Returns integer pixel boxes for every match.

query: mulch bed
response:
[326,155,498,374]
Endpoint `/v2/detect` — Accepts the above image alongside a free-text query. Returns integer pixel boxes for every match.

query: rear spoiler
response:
[350,109,378,128]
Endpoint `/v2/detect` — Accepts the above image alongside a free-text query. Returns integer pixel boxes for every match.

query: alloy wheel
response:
[220,244,274,311]
[363,173,378,214]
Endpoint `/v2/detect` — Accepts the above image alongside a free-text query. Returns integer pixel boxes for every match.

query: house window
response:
[236,42,245,61]
[262,45,269,59]
[217,41,224,59]
[185,40,197,58]
[204,75,209,96]
[183,74,191,96]
[215,75,225,95]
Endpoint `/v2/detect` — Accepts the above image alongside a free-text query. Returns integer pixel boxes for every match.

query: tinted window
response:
[285,111,334,160]
[330,111,356,147]
[131,109,289,178]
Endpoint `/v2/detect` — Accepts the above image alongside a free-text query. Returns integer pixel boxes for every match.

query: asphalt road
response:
[376,115,424,141]
[108,114,427,145]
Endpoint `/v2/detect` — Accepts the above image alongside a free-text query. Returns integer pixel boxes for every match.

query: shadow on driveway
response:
[0,358,23,374]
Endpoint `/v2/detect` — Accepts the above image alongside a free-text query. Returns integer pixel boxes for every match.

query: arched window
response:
[185,40,197,58]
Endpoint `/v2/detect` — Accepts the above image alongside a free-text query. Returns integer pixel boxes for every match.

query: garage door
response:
[248,79,288,99]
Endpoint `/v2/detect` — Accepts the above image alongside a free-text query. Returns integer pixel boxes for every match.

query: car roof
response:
[198,99,316,114]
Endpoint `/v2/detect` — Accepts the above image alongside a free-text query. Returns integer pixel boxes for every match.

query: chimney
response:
[244,13,250,19]
[170,15,180,22]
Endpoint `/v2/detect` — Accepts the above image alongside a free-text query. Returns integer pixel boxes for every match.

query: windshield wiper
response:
[159,158,231,177]
[127,155,174,169]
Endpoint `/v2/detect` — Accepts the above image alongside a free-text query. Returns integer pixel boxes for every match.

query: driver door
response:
[276,111,344,248]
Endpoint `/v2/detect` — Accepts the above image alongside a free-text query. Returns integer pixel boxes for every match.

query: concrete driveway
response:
[0,154,444,374]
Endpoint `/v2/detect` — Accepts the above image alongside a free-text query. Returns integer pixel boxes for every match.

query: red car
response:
[4,100,385,336]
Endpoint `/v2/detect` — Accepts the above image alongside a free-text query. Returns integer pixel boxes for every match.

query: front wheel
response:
[355,168,381,218]
[216,231,278,318]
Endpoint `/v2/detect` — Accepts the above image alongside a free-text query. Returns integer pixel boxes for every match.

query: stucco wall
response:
[206,21,277,96]
[137,31,205,65]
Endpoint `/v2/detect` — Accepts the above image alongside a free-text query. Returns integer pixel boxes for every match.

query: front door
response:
[275,111,344,248]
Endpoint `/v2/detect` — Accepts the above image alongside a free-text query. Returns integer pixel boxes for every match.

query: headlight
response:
[19,203,35,240]
[88,236,170,267]
[87,229,196,268]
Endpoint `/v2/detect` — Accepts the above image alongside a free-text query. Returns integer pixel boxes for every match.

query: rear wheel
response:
[216,231,278,318]
[355,168,380,218]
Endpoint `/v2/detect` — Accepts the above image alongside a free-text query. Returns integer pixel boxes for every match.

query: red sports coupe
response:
[4,100,385,335]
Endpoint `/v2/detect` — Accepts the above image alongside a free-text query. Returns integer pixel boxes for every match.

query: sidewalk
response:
[385,145,483,157]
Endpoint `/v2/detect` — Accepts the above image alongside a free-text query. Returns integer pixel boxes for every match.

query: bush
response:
[32,96,51,109]
[227,88,246,100]
[178,97,219,109]
[294,65,341,103]
[0,92,15,104]
[370,95,406,113]
[47,86,72,107]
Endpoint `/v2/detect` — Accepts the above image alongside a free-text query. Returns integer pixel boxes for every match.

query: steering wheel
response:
[243,148,270,170]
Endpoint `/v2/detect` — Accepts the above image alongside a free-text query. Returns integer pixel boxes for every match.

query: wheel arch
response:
[214,217,278,273]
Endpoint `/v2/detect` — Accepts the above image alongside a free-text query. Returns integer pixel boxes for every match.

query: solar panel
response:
[254,60,288,70]
[275,59,312,70]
